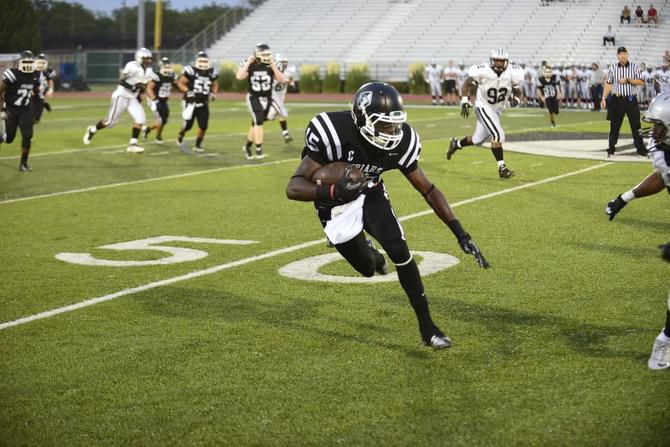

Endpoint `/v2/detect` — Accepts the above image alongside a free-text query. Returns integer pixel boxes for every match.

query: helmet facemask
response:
[35,56,47,71]
[18,51,35,73]
[490,57,508,75]
[358,108,407,151]
[255,44,273,65]
[195,57,210,71]
[135,48,153,67]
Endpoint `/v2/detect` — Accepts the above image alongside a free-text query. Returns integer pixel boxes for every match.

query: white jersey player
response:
[424,60,444,105]
[266,53,296,143]
[83,48,153,153]
[446,48,524,178]
[655,65,670,94]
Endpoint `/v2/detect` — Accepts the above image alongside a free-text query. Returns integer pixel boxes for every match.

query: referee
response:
[601,46,647,157]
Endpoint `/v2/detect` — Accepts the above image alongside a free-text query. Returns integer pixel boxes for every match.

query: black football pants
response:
[5,106,34,149]
[608,95,645,153]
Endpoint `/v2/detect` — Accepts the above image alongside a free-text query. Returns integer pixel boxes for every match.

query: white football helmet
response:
[275,53,288,71]
[135,47,152,67]
[35,53,47,71]
[490,48,509,75]
[255,43,272,65]
[18,50,35,73]
[642,91,670,147]
[195,51,210,70]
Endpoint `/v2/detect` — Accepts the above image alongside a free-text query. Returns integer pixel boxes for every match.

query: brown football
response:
[312,162,364,185]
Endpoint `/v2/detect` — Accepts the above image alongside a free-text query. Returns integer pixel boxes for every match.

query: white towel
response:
[182,103,195,121]
[324,195,366,245]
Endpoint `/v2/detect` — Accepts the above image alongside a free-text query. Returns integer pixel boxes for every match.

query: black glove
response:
[605,195,627,221]
[185,91,195,103]
[460,101,472,119]
[458,233,491,268]
[509,96,520,107]
[317,166,367,203]
[660,241,670,263]
[44,102,52,112]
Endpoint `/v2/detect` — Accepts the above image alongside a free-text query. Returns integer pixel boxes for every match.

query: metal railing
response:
[170,7,252,65]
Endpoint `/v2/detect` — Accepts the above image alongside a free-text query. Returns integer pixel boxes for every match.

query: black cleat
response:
[498,164,515,179]
[243,145,254,160]
[606,195,627,221]
[447,137,461,160]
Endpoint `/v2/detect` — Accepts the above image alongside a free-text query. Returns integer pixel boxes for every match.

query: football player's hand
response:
[149,100,158,112]
[509,96,520,107]
[185,91,195,102]
[659,241,670,263]
[46,88,53,99]
[460,96,472,118]
[209,93,216,101]
[318,166,367,203]
[44,102,52,112]
[458,233,490,269]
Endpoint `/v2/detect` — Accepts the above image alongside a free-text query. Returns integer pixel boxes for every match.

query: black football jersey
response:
[246,61,274,97]
[2,68,39,108]
[537,75,560,98]
[302,111,422,182]
[37,68,55,97]
[150,71,176,101]
[181,65,217,104]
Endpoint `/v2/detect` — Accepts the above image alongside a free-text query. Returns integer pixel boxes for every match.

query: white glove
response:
[149,100,158,112]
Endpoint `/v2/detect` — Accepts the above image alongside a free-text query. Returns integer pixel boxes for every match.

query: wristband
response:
[447,219,466,239]
[460,96,470,105]
[316,184,335,201]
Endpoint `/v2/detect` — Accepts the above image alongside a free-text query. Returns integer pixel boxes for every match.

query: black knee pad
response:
[381,238,411,265]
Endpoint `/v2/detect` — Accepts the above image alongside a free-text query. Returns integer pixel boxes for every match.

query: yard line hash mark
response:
[0,162,612,331]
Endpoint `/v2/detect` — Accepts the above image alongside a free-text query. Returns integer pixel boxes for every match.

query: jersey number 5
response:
[251,72,271,92]
[486,87,508,105]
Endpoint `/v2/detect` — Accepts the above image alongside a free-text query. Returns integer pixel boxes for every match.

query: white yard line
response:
[0,162,612,331]
[0,158,298,205]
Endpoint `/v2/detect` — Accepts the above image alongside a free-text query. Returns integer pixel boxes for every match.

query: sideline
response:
[0,162,612,331]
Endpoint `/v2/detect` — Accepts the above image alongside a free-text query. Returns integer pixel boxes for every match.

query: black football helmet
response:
[255,43,272,64]
[195,51,210,71]
[351,82,407,151]
[35,53,47,71]
[18,50,35,73]
[159,57,173,76]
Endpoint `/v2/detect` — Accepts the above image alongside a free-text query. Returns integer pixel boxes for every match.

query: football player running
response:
[0,50,40,171]
[266,53,296,144]
[32,53,55,124]
[447,48,524,179]
[176,52,218,154]
[83,48,153,154]
[605,91,670,220]
[237,43,287,160]
[537,65,562,127]
[286,82,490,349]
[650,240,670,370]
[143,57,176,144]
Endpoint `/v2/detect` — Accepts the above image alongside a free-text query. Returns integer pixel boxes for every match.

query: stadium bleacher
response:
[206,0,670,80]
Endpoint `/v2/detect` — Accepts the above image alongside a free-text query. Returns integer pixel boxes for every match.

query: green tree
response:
[0,0,40,52]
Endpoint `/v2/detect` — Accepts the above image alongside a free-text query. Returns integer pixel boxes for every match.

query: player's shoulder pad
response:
[183,65,195,76]
[304,111,350,161]
[2,68,17,83]
[396,123,422,169]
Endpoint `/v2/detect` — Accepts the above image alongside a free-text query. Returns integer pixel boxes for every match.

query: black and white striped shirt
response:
[606,62,642,96]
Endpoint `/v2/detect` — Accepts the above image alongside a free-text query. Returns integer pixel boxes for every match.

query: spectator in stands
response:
[603,25,616,46]
[621,5,632,24]
[648,4,658,26]
[635,6,645,26]
[664,50,670,66]
[590,63,606,111]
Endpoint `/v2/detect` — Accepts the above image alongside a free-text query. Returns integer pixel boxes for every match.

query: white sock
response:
[497,160,505,167]
[90,126,97,134]
[129,138,138,145]
[621,190,636,202]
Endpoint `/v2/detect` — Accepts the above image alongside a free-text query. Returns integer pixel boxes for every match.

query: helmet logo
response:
[357,91,373,111]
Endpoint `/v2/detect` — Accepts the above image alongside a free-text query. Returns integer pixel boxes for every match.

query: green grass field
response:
[1,95,669,446]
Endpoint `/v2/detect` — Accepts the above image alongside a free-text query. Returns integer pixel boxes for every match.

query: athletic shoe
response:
[255,148,267,159]
[193,146,205,153]
[366,239,390,275]
[126,143,144,154]
[283,133,293,143]
[19,163,32,172]
[498,164,515,179]
[605,195,627,221]
[243,145,253,160]
[421,325,452,349]
[446,137,460,160]
[155,136,164,145]
[648,333,670,370]
[83,125,95,145]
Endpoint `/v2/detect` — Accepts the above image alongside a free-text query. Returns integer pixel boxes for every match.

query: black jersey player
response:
[143,57,176,144]
[0,50,40,171]
[286,82,490,348]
